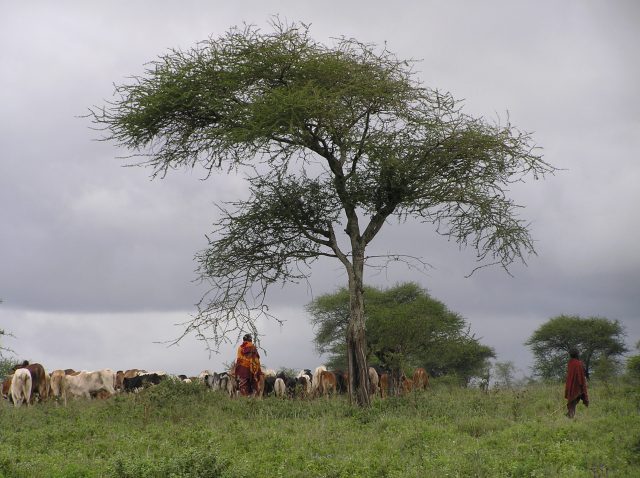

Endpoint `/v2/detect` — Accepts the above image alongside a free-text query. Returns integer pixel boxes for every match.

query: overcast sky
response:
[1,1,639,378]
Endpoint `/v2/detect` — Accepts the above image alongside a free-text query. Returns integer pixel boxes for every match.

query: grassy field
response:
[0,379,638,477]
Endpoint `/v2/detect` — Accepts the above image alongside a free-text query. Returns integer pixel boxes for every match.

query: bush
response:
[107,448,226,478]
[0,358,18,381]
[626,355,640,381]
[431,374,465,389]
[139,377,208,407]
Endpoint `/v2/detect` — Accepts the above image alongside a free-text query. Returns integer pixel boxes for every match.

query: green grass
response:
[0,379,638,477]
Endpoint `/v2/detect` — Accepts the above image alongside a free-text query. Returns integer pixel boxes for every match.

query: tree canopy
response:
[525,315,627,380]
[91,20,554,406]
[308,282,495,383]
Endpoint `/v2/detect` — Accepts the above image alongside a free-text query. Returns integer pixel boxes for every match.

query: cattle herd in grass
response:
[1,360,430,407]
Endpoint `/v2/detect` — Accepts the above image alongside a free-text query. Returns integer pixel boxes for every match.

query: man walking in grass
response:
[234,334,263,397]
[565,348,589,418]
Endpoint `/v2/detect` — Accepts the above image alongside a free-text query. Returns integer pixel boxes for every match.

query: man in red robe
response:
[565,348,589,418]
[234,334,263,397]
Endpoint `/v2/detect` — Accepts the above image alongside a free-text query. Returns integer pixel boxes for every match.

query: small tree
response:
[525,315,627,381]
[92,20,554,406]
[592,355,619,383]
[0,299,14,361]
[626,340,640,382]
[492,361,517,388]
[307,287,350,370]
[0,298,17,379]
[0,329,8,356]
[308,282,495,387]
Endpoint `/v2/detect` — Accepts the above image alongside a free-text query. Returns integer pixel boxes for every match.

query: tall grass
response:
[0,379,638,477]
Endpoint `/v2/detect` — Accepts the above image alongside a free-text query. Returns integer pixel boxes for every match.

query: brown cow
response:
[334,370,349,394]
[318,371,337,397]
[379,372,389,399]
[255,373,266,398]
[92,389,112,400]
[115,371,125,391]
[412,367,430,390]
[400,374,413,395]
[29,363,49,402]
[124,369,143,379]
[2,375,13,400]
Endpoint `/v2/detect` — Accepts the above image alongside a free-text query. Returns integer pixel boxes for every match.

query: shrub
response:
[107,448,226,478]
[430,374,465,389]
[626,355,640,381]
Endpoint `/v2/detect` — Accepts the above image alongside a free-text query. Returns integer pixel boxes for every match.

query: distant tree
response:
[91,20,554,406]
[0,299,14,360]
[627,356,640,381]
[0,299,17,378]
[525,315,627,381]
[0,328,8,355]
[307,287,350,371]
[625,340,640,382]
[592,355,620,383]
[492,360,517,388]
[308,282,495,387]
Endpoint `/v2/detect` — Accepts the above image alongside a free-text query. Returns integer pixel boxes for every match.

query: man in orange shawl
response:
[234,334,262,397]
[565,348,589,418]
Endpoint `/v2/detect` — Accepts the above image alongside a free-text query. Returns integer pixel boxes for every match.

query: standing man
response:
[565,348,589,418]
[234,334,263,397]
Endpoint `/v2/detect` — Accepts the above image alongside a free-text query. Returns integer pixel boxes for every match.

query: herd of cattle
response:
[2,360,430,407]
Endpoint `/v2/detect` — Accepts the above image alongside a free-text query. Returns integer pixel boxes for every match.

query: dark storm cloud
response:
[1,1,638,373]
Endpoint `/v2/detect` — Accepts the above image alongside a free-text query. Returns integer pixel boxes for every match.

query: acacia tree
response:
[91,21,554,406]
[525,315,627,380]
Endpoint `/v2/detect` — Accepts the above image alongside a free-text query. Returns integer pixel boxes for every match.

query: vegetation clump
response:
[1,379,638,477]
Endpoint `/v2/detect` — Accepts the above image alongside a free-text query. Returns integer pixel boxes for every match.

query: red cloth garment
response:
[564,358,589,405]
[234,340,262,396]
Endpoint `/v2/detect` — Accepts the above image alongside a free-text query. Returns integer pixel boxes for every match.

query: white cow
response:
[312,366,327,395]
[297,370,313,396]
[274,377,287,398]
[198,370,212,383]
[11,368,32,407]
[368,367,379,396]
[63,369,116,403]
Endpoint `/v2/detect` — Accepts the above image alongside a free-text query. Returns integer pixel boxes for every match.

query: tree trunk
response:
[346,251,371,407]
